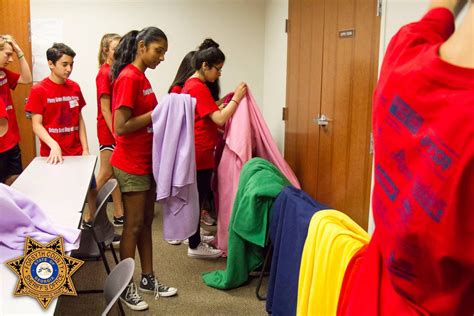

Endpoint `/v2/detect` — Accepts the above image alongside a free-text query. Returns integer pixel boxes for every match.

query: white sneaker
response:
[183,235,214,245]
[166,240,182,245]
[187,242,222,259]
[200,227,212,236]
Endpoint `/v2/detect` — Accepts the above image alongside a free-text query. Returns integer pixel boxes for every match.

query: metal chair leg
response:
[110,244,119,264]
[118,300,125,316]
[256,243,272,301]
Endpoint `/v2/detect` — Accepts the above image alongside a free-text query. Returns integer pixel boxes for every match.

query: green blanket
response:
[202,158,290,289]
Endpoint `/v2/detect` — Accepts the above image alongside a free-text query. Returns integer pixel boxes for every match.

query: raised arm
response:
[430,0,468,16]
[208,82,247,126]
[6,36,32,84]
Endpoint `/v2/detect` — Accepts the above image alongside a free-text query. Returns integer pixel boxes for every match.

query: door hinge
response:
[369,132,374,154]
[28,22,32,42]
[376,0,383,17]
[282,107,288,121]
[285,19,289,33]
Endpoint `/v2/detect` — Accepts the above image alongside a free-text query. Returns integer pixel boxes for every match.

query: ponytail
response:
[112,26,167,81]
[98,33,121,67]
[168,51,196,93]
[192,38,225,71]
[111,30,139,81]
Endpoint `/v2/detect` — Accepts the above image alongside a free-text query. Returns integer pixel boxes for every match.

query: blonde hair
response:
[98,33,121,66]
[0,35,14,51]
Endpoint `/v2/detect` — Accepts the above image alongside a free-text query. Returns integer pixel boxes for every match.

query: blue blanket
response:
[266,186,329,315]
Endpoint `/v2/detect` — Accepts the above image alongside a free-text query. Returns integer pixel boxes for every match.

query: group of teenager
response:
[0,27,247,311]
[2,0,473,313]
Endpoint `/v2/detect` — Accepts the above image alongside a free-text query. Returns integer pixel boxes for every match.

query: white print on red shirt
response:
[143,88,153,96]
[69,99,79,108]
[46,96,80,104]
[48,126,79,134]
[0,78,7,86]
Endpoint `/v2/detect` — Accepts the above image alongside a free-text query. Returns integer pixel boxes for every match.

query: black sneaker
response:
[81,220,93,229]
[113,215,125,227]
[120,282,148,311]
[139,273,178,298]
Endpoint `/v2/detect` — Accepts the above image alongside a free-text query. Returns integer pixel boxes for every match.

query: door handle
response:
[313,114,331,127]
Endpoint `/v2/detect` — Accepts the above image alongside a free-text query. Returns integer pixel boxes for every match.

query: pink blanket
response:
[216,90,300,254]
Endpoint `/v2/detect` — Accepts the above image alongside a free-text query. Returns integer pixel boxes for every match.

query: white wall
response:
[30,0,267,158]
[262,0,288,151]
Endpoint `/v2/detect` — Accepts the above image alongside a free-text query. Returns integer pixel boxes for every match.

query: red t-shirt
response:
[25,77,86,157]
[110,64,157,175]
[0,68,20,152]
[338,8,474,316]
[182,77,219,170]
[170,85,182,94]
[96,63,115,145]
[0,98,7,118]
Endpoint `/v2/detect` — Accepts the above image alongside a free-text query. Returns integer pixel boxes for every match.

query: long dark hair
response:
[169,49,221,100]
[168,51,195,93]
[111,27,167,81]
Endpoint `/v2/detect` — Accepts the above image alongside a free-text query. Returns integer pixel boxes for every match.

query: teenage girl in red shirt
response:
[182,38,247,258]
[0,35,32,185]
[95,33,124,227]
[110,27,177,311]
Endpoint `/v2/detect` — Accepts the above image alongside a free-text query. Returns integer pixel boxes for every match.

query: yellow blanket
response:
[297,210,370,316]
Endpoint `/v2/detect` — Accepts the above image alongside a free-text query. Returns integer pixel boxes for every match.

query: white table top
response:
[1,155,97,315]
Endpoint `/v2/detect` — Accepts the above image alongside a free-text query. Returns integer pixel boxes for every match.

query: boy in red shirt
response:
[25,43,96,225]
[338,1,474,315]
[0,35,32,185]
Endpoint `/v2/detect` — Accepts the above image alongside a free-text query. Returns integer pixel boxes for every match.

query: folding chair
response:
[72,179,120,293]
[102,258,135,316]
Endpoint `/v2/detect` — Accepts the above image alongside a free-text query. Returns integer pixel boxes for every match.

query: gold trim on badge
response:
[5,236,84,309]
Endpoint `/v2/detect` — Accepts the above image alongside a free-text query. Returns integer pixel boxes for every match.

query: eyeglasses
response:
[213,65,223,73]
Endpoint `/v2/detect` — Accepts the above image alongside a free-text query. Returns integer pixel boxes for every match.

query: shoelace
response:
[150,275,169,300]
[125,283,143,304]
[201,243,219,253]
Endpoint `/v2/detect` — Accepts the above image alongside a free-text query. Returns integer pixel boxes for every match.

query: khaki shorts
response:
[112,166,152,193]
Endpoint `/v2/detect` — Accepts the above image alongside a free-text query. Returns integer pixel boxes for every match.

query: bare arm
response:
[208,82,247,126]
[209,100,239,127]
[430,0,468,16]
[31,114,63,164]
[114,106,152,136]
[78,113,89,155]
[0,118,7,137]
[100,95,113,132]
[7,37,32,84]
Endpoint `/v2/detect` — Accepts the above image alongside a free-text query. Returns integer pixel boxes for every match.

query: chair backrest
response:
[92,179,117,244]
[94,179,118,221]
[73,179,117,257]
[102,258,135,316]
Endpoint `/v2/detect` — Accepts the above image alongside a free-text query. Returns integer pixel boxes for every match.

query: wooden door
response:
[0,0,35,167]
[285,0,380,229]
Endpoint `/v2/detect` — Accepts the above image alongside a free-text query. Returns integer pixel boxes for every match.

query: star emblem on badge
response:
[5,236,84,309]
